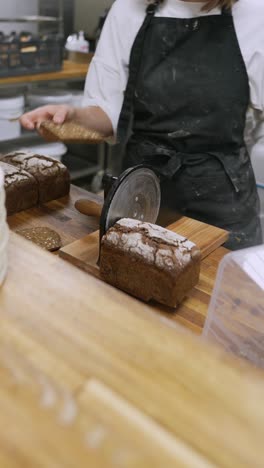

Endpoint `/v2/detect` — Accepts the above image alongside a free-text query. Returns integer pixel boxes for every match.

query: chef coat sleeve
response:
[82,0,129,136]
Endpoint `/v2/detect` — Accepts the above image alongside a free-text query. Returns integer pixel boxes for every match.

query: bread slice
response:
[16,226,62,252]
[40,121,105,144]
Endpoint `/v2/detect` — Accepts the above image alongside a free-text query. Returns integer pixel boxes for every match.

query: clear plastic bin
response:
[250,129,264,238]
[203,245,264,368]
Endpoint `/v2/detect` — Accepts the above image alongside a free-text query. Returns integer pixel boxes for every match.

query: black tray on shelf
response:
[0,34,64,77]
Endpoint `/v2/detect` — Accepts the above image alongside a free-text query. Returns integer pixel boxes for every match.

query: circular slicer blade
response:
[100,166,161,237]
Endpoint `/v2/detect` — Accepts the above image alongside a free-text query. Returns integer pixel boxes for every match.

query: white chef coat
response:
[83,0,264,155]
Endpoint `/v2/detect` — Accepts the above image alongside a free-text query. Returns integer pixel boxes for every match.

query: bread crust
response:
[2,152,70,204]
[0,161,38,215]
[100,218,201,307]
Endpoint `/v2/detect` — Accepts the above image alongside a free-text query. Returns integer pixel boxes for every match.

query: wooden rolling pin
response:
[75,199,103,217]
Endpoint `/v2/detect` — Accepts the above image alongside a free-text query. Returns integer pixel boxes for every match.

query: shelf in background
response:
[0,60,90,87]
[0,132,40,151]
[0,16,61,23]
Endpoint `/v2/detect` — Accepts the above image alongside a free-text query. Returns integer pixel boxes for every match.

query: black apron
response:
[117,2,262,250]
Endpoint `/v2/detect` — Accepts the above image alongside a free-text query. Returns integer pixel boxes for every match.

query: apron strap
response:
[221,6,232,16]
[117,2,232,151]
[117,1,159,149]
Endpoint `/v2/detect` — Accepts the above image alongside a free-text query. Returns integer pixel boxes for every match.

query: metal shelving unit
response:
[0,0,64,35]
[0,16,60,22]
[0,2,108,190]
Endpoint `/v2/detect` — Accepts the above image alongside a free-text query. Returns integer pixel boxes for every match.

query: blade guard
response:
[97,165,161,265]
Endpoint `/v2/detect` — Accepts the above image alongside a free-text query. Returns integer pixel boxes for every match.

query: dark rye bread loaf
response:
[100,218,201,308]
[1,152,70,204]
[0,161,38,215]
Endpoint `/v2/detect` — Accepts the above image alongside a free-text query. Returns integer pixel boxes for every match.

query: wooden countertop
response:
[1,231,264,467]
[7,185,228,334]
[0,60,90,86]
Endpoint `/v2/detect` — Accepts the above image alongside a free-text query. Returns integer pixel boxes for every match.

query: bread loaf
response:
[1,152,70,204]
[0,161,38,215]
[100,218,201,308]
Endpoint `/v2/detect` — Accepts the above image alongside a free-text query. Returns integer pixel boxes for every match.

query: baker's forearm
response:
[21,104,114,137]
[72,106,113,137]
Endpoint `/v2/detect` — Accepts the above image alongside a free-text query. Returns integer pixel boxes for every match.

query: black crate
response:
[0,34,64,77]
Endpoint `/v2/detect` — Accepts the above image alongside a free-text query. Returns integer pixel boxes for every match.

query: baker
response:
[21,0,264,250]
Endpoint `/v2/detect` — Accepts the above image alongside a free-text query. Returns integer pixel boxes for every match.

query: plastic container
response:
[203,245,264,368]
[0,250,8,286]
[0,229,8,286]
[65,33,78,52]
[0,167,8,286]
[251,140,264,237]
[77,31,89,53]
[0,33,64,78]
[65,31,89,53]
[0,94,25,141]
[27,89,73,110]
[0,189,6,225]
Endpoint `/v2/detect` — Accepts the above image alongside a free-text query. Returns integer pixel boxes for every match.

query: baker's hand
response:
[20,104,75,130]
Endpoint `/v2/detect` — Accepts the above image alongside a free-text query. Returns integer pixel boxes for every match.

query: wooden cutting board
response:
[7,185,103,249]
[59,216,228,280]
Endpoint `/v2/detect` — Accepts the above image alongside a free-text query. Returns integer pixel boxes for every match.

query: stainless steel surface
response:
[105,167,161,232]
[0,16,60,23]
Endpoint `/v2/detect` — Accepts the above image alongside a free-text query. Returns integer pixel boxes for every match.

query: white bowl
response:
[0,223,9,247]
[0,198,6,224]
[0,170,7,226]
[0,166,4,188]
[0,224,8,285]
[0,174,8,286]
[0,249,8,285]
